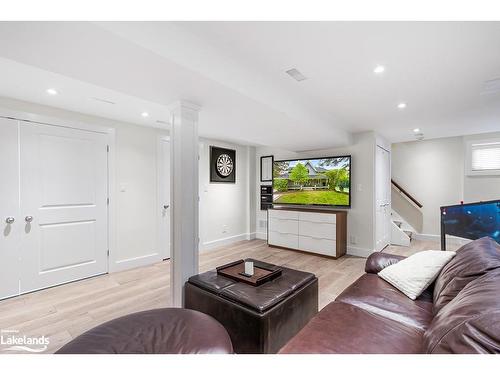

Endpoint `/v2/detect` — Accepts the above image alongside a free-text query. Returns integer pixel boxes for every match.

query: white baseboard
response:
[200,233,256,253]
[413,233,440,242]
[413,233,471,247]
[255,231,267,240]
[111,252,162,273]
[347,246,373,258]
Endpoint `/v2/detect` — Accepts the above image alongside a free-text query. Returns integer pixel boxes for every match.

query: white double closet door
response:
[0,117,109,300]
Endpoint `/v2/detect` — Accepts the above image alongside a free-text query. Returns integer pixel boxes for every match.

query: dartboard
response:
[216,154,234,177]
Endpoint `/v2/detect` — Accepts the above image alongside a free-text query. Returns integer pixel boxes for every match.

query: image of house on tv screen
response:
[273,156,351,207]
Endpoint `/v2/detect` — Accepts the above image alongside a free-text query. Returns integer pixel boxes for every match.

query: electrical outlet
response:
[222,224,228,234]
[350,235,357,245]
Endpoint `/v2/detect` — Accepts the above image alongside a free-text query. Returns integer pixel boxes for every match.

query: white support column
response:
[169,100,200,307]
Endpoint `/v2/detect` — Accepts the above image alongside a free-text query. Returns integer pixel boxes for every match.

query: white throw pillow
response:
[378,250,456,300]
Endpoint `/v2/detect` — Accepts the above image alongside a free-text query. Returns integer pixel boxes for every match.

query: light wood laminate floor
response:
[0,239,453,353]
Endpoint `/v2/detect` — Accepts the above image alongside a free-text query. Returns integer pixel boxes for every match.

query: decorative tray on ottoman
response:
[216,259,282,286]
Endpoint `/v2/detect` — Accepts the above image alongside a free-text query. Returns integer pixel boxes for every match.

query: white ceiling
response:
[0,21,499,150]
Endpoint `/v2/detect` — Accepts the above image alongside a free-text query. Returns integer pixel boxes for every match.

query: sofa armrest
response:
[365,252,406,274]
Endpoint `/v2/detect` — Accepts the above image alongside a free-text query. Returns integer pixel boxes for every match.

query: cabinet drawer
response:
[268,231,298,249]
[268,209,299,221]
[299,221,336,240]
[298,236,337,257]
[299,211,336,224]
[269,218,299,235]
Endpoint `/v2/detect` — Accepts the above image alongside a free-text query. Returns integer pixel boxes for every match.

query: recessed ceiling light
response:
[413,128,420,133]
[285,68,307,82]
[373,65,385,74]
[141,112,149,118]
[46,88,58,95]
[397,102,407,109]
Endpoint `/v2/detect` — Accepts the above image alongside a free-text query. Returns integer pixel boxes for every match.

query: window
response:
[466,138,500,176]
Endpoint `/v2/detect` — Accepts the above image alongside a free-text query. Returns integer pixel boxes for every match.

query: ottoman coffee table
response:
[184,258,318,354]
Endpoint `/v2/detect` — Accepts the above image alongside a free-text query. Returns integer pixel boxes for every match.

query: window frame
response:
[465,137,500,176]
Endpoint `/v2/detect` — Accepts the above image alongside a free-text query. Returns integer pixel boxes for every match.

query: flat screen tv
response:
[272,156,351,207]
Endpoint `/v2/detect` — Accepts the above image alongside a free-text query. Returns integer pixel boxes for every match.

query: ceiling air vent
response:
[156,120,170,126]
[92,97,116,105]
[285,68,307,82]
[480,78,500,95]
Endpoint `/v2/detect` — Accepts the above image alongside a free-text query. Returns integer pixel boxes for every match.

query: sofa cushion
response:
[336,274,434,331]
[378,250,456,300]
[433,237,500,313]
[279,301,424,354]
[424,268,500,353]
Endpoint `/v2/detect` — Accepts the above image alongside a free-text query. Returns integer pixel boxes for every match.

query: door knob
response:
[5,217,14,224]
[25,216,33,223]
[163,204,170,209]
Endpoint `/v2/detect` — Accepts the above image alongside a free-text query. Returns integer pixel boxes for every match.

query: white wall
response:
[114,124,167,269]
[255,131,378,257]
[199,139,256,251]
[392,137,464,236]
[392,132,500,237]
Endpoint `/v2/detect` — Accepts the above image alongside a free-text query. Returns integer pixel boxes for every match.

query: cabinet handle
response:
[25,216,34,223]
[5,217,15,224]
[301,234,334,241]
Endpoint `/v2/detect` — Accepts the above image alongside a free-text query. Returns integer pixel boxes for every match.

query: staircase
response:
[390,179,422,247]
[390,210,416,247]
[393,219,414,241]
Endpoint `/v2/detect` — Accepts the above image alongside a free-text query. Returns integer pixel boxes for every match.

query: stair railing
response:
[391,179,423,209]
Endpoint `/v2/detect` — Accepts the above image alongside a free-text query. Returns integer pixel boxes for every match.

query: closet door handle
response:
[5,217,14,224]
[25,216,33,223]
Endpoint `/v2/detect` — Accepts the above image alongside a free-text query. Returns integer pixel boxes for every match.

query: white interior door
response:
[158,138,171,259]
[0,118,21,299]
[19,122,109,293]
[375,145,391,251]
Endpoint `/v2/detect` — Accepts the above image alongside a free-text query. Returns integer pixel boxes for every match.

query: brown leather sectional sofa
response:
[280,236,500,354]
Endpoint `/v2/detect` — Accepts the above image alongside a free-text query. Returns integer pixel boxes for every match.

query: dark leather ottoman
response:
[184,259,318,354]
[55,308,233,354]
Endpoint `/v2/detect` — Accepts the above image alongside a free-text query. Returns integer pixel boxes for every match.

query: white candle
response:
[244,261,254,276]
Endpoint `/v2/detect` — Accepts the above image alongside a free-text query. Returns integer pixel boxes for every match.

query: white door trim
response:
[375,144,391,252]
[157,135,171,260]
[0,107,115,135]
[0,107,116,275]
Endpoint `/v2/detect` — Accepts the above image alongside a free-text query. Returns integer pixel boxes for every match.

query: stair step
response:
[393,220,403,228]
[403,230,413,241]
